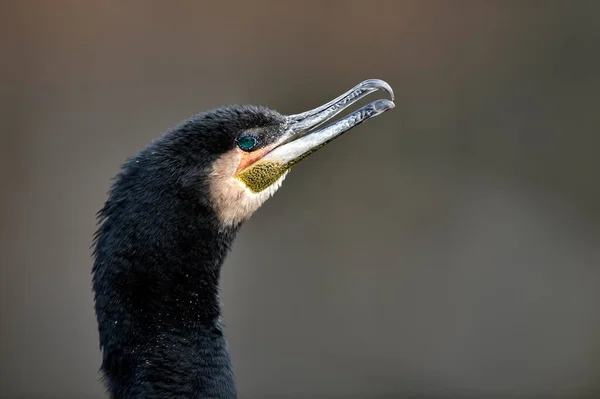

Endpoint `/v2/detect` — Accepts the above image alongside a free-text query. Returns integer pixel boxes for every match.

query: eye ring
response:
[237,134,259,152]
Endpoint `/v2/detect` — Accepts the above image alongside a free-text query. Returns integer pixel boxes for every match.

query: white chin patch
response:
[208,151,289,227]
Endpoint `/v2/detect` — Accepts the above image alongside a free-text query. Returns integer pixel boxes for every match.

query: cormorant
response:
[92,79,395,398]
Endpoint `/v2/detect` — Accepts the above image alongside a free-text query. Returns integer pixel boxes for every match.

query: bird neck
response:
[93,168,241,398]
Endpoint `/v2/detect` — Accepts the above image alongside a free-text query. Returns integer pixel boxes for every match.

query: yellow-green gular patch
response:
[235,161,289,194]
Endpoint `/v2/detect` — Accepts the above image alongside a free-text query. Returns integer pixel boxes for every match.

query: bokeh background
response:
[1,1,599,398]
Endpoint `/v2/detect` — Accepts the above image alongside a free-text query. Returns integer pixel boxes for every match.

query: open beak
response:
[268,79,394,165]
[235,79,395,192]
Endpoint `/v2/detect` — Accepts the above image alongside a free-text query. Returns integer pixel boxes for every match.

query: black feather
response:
[92,105,285,398]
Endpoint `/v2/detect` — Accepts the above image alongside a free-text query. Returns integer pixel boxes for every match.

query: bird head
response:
[198,79,395,226]
[130,79,394,228]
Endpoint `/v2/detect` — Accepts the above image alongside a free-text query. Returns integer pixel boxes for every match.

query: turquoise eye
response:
[237,134,258,152]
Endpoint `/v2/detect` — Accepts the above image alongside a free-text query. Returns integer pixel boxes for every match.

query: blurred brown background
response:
[1,1,599,398]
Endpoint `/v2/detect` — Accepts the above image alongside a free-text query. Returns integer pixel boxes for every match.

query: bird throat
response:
[235,141,328,193]
[235,161,289,193]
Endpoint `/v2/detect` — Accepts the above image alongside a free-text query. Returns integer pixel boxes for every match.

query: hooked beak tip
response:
[362,79,395,101]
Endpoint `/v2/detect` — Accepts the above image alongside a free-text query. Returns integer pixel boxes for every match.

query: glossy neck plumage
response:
[92,153,241,398]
